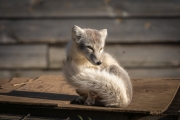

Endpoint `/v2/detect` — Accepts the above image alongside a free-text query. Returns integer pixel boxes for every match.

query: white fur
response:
[63,61,131,108]
[63,25,132,108]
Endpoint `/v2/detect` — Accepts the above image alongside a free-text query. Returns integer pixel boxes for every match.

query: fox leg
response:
[70,89,87,104]
[84,91,97,106]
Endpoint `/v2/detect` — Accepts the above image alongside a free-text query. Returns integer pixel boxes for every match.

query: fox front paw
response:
[70,98,84,105]
[84,99,95,106]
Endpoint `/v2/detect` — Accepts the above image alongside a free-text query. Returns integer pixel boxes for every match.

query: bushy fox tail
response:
[63,61,132,108]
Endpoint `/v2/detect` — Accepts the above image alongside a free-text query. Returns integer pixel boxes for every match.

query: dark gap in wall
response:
[1,16,180,20]
[0,66,179,71]
[0,42,180,46]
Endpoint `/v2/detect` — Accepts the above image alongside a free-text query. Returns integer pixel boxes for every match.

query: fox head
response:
[72,25,107,66]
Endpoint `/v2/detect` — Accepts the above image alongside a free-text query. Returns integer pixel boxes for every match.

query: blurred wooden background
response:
[0,0,180,79]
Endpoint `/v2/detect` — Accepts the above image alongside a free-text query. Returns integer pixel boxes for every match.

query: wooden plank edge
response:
[57,104,150,114]
[1,101,178,120]
[162,84,180,116]
[0,99,150,114]
[0,100,58,108]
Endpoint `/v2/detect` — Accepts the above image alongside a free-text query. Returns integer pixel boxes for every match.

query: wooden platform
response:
[0,75,179,119]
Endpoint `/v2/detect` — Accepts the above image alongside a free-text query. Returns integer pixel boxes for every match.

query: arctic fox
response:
[63,25,132,108]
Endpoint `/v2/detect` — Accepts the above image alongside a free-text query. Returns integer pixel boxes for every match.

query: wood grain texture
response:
[106,45,180,67]
[1,19,180,43]
[49,46,66,69]
[0,75,179,114]
[127,68,180,79]
[164,87,180,116]
[0,45,47,69]
[0,0,180,18]
[0,114,65,120]
[0,79,10,85]
[0,75,77,105]
[49,45,180,68]
[129,79,180,114]
[0,70,61,79]
[0,77,30,93]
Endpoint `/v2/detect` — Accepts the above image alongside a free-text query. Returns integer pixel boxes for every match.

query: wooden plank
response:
[0,114,23,120]
[0,71,11,79]
[163,87,180,116]
[0,79,10,86]
[49,45,180,68]
[127,68,180,79]
[0,0,180,18]
[1,19,180,44]
[0,45,47,69]
[129,79,179,114]
[106,45,180,67]
[0,77,30,93]
[0,68,180,79]
[18,75,76,95]
[0,75,77,106]
[49,46,65,69]
[0,114,65,120]
[0,70,61,80]
[0,75,179,115]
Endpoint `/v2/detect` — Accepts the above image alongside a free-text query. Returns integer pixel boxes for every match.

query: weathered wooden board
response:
[0,114,23,120]
[129,79,180,114]
[0,114,66,120]
[0,45,47,69]
[0,75,76,106]
[0,75,179,115]
[1,77,30,93]
[0,78,10,86]
[106,45,180,67]
[1,19,180,43]
[127,68,180,79]
[0,71,11,79]
[0,68,180,79]
[0,0,180,18]
[164,86,180,116]
[49,46,65,69]
[49,45,180,68]
[0,70,61,79]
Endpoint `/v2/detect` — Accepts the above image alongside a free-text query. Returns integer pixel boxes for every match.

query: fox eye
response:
[100,48,103,51]
[86,46,93,50]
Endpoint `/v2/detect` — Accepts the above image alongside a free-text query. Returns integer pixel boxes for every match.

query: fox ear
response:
[72,25,84,42]
[99,29,107,40]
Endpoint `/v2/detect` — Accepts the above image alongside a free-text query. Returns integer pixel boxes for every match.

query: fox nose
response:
[96,61,102,65]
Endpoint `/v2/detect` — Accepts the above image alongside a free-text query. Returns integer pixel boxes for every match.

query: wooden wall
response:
[0,0,180,79]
